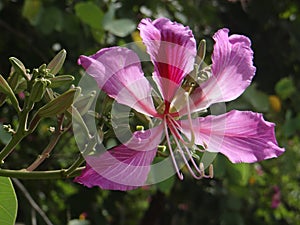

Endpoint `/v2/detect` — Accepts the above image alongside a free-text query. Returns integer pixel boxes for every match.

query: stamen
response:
[167,115,204,153]
[209,164,214,178]
[163,117,184,180]
[184,92,196,148]
[199,162,205,174]
[171,130,204,179]
[136,125,144,131]
[158,145,167,152]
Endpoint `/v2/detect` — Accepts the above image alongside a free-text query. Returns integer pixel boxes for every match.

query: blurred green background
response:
[0,0,300,224]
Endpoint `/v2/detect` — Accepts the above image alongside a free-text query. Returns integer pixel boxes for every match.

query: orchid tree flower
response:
[74,18,284,191]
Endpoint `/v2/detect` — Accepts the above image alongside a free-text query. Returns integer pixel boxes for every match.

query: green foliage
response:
[0,0,299,225]
[0,177,17,225]
[275,77,296,100]
[75,2,104,30]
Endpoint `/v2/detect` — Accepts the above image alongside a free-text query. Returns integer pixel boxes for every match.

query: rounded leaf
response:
[0,177,17,225]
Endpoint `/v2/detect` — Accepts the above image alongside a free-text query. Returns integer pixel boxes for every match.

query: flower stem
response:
[26,117,69,171]
[63,154,85,177]
[0,167,84,179]
[0,132,24,163]
[0,97,32,162]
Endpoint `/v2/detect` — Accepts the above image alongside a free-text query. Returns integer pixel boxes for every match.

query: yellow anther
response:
[136,125,144,131]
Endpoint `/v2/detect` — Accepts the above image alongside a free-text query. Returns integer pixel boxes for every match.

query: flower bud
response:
[37,87,80,118]
[48,75,75,88]
[47,49,67,76]
[7,69,19,92]
[38,64,51,78]
[196,39,206,66]
[9,57,31,80]
[0,74,20,111]
[29,78,51,102]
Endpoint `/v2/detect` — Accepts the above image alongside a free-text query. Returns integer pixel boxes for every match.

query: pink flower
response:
[271,185,281,209]
[74,18,284,191]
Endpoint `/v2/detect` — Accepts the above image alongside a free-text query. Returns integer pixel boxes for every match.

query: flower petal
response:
[189,28,256,111]
[78,47,157,117]
[138,18,196,102]
[74,125,164,191]
[180,110,284,163]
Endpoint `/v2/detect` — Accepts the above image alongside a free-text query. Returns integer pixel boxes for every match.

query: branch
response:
[26,116,70,171]
[12,178,54,225]
[0,167,84,179]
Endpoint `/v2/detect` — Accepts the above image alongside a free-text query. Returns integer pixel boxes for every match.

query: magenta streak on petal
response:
[74,125,164,191]
[179,110,285,163]
[78,47,157,117]
[138,18,196,102]
[186,28,256,114]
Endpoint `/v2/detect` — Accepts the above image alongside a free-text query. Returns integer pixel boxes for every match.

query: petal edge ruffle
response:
[78,47,157,117]
[189,28,256,112]
[180,110,284,163]
[138,18,196,102]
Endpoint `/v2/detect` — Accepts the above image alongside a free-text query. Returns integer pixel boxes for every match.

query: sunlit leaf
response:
[37,7,63,34]
[104,19,136,37]
[75,2,104,29]
[0,177,17,225]
[22,0,42,25]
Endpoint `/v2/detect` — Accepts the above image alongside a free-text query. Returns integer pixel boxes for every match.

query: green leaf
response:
[37,7,63,34]
[75,2,104,29]
[0,177,17,225]
[228,163,251,186]
[104,19,136,37]
[275,77,296,100]
[155,175,175,195]
[242,84,269,112]
[37,87,79,118]
[22,0,42,25]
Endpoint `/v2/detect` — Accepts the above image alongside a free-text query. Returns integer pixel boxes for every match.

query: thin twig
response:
[12,178,54,225]
[26,116,71,171]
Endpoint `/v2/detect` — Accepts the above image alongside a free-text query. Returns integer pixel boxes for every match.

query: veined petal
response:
[78,47,157,117]
[189,28,256,111]
[74,125,164,191]
[138,18,196,102]
[180,110,284,163]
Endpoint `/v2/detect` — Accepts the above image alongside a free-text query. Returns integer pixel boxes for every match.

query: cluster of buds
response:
[0,49,82,164]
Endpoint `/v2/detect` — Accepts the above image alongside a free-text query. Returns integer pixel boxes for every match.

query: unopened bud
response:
[0,74,20,111]
[9,57,30,80]
[7,70,19,92]
[196,39,206,66]
[29,78,51,102]
[37,87,80,118]
[38,64,50,78]
[48,75,75,88]
[48,126,55,133]
[47,49,67,76]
